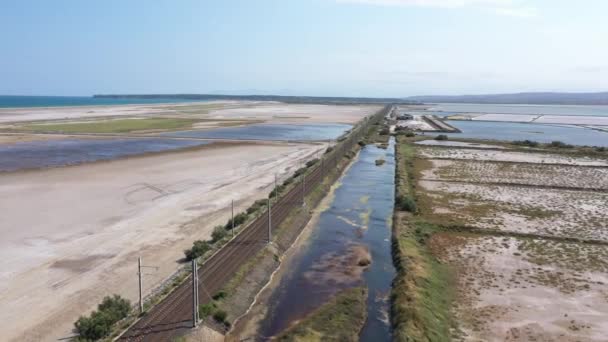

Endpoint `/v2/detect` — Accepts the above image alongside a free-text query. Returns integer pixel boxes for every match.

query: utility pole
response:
[231,199,235,237]
[302,172,306,207]
[137,257,158,315]
[321,156,324,174]
[274,173,278,200]
[138,257,143,314]
[192,259,199,328]
[267,197,272,244]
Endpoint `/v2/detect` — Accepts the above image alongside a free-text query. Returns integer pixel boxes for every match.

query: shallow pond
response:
[259,138,396,340]
[0,138,210,172]
[164,123,352,141]
[429,103,608,117]
[442,120,608,147]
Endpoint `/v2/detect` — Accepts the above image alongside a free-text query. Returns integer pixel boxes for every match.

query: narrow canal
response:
[259,137,396,340]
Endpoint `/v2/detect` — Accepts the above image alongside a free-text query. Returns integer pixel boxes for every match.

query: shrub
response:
[225,212,248,230]
[513,139,539,147]
[325,146,334,154]
[379,127,390,135]
[549,140,573,148]
[247,199,266,214]
[595,146,606,152]
[405,131,415,137]
[358,140,366,147]
[74,295,131,340]
[184,240,211,261]
[396,195,416,213]
[213,291,227,300]
[269,184,285,199]
[199,302,217,317]
[211,226,227,243]
[434,134,448,141]
[306,158,319,168]
[213,310,228,324]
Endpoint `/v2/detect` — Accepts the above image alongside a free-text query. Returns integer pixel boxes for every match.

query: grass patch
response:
[276,287,368,342]
[391,137,456,341]
[16,117,200,133]
[391,216,456,342]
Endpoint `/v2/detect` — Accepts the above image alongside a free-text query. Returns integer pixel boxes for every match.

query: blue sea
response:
[0,95,208,108]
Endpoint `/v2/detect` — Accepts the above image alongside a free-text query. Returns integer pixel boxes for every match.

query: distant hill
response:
[94,94,420,105]
[406,92,608,105]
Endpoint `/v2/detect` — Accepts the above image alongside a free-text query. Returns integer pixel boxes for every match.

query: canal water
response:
[164,123,352,141]
[0,138,210,172]
[259,138,396,340]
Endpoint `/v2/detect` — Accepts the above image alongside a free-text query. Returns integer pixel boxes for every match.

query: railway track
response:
[118,108,386,341]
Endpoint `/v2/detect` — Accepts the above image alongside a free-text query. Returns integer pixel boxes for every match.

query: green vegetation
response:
[513,139,540,147]
[211,226,228,243]
[225,212,249,230]
[19,117,200,133]
[74,295,131,341]
[391,220,456,342]
[375,158,386,166]
[391,137,455,341]
[276,287,368,342]
[184,240,211,261]
[306,158,320,168]
[435,134,449,141]
[395,194,416,213]
[212,310,228,324]
[549,140,574,149]
[197,296,230,328]
[247,199,267,214]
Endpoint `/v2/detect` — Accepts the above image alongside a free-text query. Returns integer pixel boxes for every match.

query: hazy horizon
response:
[2,0,607,97]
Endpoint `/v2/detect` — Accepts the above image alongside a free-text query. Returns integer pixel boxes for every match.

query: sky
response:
[1,0,608,97]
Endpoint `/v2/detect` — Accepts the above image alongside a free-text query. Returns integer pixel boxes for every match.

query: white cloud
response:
[335,0,537,17]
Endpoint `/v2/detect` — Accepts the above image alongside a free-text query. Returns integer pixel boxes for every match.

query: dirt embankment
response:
[274,287,368,341]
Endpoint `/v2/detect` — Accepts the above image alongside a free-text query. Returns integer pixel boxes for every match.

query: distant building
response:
[396,114,413,120]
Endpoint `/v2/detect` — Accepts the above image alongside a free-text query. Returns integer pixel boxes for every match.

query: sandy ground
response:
[0,101,377,125]
[185,325,225,342]
[206,103,379,125]
[417,147,608,166]
[0,101,238,123]
[0,142,324,341]
[431,234,608,341]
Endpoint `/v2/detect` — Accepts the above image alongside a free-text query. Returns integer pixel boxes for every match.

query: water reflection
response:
[164,123,352,141]
[0,138,210,172]
[259,138,396,341]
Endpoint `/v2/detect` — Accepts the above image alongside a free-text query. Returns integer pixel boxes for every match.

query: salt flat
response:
[414,142,608,341]
[417,147,608,166]
[431,233,608,341]
[0,101,376,125]
[0,141,322,341]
